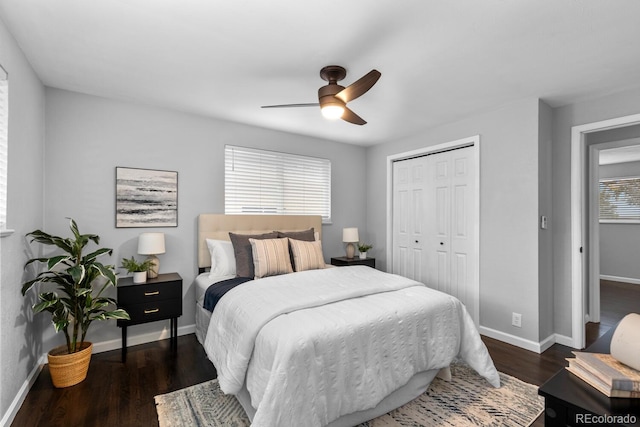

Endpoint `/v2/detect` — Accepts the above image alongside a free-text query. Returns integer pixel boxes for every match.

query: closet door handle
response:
[415,240,419,243]
[440,242,444,245]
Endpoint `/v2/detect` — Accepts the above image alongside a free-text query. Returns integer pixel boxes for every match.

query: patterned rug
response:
[155,363,544,427]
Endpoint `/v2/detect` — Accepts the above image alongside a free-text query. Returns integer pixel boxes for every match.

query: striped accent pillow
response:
[289,239,325,272]
[249,238,293,279]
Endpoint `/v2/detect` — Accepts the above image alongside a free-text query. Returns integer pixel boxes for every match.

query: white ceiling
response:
[2,1,640,146]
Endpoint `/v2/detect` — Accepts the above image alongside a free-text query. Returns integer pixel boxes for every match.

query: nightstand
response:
[330,256,375,269]
[117,272,182,362]
[538,324,640,426]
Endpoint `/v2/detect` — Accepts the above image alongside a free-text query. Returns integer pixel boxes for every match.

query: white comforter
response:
[204,266,499,427]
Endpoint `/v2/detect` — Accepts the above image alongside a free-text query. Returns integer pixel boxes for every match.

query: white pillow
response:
[206,239,236,277]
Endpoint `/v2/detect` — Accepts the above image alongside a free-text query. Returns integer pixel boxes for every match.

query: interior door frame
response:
[386,135,480,326]
[587,143,601,325]
[570,113,640,349]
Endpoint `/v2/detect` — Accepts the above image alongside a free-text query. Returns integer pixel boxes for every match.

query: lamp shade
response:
[342,227,359,243]
[137,232,166,255]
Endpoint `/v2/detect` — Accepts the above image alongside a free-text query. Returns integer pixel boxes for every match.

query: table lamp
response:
[138,232,165,279]
[342,227,359,259]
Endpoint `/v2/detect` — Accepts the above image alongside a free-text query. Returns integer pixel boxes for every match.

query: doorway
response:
[587,137,640,344]
[386,135,480,326]
[570,113,640,349]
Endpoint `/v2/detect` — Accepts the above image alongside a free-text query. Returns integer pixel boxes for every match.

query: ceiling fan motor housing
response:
[319,65,347,83]
[318,84,346,109]
[318,66,347,110]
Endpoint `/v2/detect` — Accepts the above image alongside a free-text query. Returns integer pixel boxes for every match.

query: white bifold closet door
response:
[392,146,476,319]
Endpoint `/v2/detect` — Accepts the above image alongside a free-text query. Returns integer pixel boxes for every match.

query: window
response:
[599,177,640,222]
[225,145,331,223]
[0,65,8,234]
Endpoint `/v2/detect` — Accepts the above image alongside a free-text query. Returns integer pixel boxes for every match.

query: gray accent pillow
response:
[276,228,315,242]
[229,231,278,278]
[276,228,315,266]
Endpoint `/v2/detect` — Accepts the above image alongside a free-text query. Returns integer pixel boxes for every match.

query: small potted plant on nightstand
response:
[357,243,373,259]
[21,218,130,388]
[120,256,154,283]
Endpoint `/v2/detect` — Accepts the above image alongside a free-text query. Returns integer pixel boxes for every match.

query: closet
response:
[392,145,477,321]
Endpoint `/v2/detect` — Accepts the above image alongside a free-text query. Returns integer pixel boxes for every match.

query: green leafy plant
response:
[21,218,130,354]
[357,243,373,252]
[120,256,154,273]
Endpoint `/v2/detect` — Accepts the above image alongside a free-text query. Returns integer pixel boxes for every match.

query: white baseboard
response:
[553,333,577,348]
[479,327,577,354]
[91,323,196,354]
[538,334,556,353]
[600,274,640,285]
[0,353,47,427]
[1,323,196,427]
[479,326,544,353]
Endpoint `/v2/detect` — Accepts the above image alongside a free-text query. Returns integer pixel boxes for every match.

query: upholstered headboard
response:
[197,214,323,270]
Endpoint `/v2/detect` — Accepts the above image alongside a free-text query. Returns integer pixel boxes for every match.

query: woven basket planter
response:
[47,342,93,388]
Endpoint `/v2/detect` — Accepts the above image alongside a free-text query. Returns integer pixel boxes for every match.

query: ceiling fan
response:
[261,65,381,125]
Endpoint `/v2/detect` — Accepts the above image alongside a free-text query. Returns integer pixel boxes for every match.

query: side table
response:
[117,272,183,362]
[330,256,375,269]
[538,325,640,426]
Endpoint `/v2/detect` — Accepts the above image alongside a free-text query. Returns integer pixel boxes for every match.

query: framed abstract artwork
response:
[115,167,178,228]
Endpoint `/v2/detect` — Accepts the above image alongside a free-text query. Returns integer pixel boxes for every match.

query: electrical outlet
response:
[512,312,522,328]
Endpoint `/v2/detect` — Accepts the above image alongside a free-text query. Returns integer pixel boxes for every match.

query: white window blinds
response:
[599,177,640,222]
[225,145,331,222]
[0,74,8,230]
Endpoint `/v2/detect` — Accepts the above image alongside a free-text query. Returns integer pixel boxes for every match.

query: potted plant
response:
[357,243,373,259]
[21,218,130,388]
[120,256,154,283]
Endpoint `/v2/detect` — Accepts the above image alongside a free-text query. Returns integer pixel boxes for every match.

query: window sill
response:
[0,228,15,237]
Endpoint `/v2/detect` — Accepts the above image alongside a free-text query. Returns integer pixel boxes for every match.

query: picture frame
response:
[115,167,178,228]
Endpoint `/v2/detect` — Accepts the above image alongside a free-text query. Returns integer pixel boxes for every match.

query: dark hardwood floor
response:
[12,280,639,427]
[11,334,218,427]
[585,279,640,343]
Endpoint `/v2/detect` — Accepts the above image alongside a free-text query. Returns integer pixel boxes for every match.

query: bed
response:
[195,214,500,427]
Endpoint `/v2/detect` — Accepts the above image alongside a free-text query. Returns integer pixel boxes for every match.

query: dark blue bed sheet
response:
[203,276,253,312]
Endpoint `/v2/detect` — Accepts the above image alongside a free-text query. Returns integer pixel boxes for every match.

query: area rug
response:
[155,363,544,427]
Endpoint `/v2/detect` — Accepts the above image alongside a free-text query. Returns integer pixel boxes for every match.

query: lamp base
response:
[346,243,355,259]
[147,255,159,279]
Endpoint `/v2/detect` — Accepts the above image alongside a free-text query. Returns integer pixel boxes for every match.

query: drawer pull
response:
[144,308,160,314]
[144,291,160,296]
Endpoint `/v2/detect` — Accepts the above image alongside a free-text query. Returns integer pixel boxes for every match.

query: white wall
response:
[538,100,554,340]
[42,88,368,353]
[366,98,544,345]
[0,19,46,424]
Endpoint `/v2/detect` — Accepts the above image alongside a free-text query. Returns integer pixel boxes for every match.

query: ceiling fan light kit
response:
[262,65,381,125]
[321,104,345,120]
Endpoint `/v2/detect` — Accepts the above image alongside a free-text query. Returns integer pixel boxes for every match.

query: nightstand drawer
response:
[118,280,181,304]
[119,299,182,325]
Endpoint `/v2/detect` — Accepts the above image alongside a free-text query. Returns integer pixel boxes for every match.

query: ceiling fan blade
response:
[335,69,381,103]
[342,106,366,125]
[261,103,319,109]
